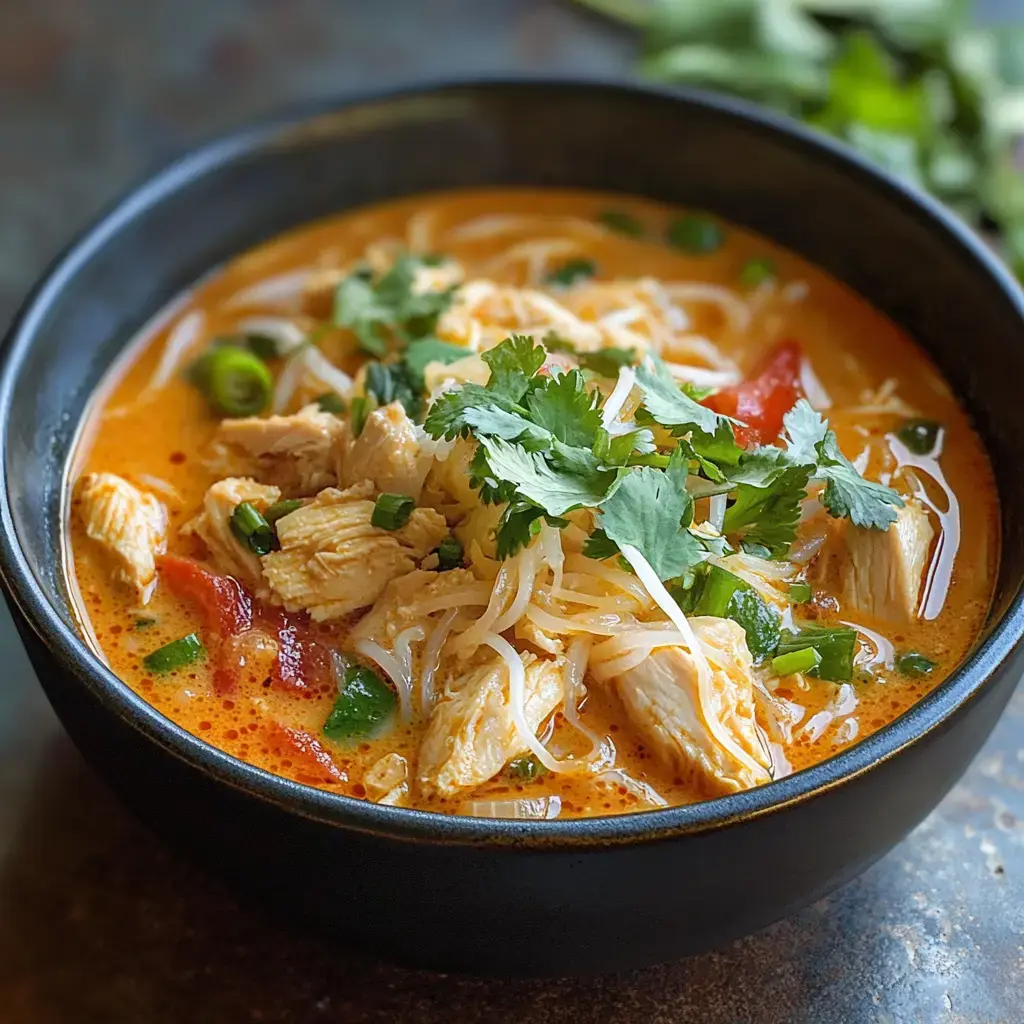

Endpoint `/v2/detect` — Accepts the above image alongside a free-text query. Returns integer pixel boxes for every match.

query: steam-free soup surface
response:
[68,189,998,819]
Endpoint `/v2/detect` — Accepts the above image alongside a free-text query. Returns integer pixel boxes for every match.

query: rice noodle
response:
[481,633,561,773]
[800,358,832,410]
[663,282,751,333]
[559,637,614,770]
[539,523,564,593]
[303,346,354,396]
[451,561,516,651]
[597,769,668,808]
[225,268,311,310]
[525,603,637,637]
[235,316,306,355]
[665,362,740,389]
[419,609,457,715]
[489,545,540,635]
[149,310,205,391]
[467,796,562,819]
[408,583,492,617]
[353,637,416,724]
[272,346,309,413]
[563,554,652,604]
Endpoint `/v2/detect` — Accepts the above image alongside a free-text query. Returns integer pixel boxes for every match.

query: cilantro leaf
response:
[635,361,734,439]
[816,432,904,528]
[577,346,638,378]
[364,361,422,419]
[525,369,603,446]
[724,464,813,558]
[495,502,548,560]
[545,258,597,288]
[481,335,546,401]
[782,399,828,464]
[594,426,657,465]
[595,452,703,581]
[583,528,620,561]
[333,255,456,357]
[478,436,617,517]
[403,337,470,383]
[424,384,525,440]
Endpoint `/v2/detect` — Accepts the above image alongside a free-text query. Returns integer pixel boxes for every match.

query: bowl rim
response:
[2,74,1022,847]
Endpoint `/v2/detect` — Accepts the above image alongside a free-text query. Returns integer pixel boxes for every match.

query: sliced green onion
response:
[244,333,280,361]
[133,615,157,630]
[315,391,346,414]
[666,215,724,254]
[143,633,205,674]
[372,493,414,531]
[739,257,776,287]
[788,581,813,603]
[776,626,858,682]
[690,564,781,663]
[323,664,396,741]
[436,535,464,571]
[598,210,645,238]
[507,756,546,782]
[895,651,937,676]
[349,395,372,437]
[199,347,273,417]
[265,499,303,525]
[772,647,822,676]
[545,258,597,288]
[230,501,274,556]
[896,418,942,456]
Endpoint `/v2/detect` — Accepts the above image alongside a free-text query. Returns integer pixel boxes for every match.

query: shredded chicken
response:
[261,481,447,621]
[181,477,281,590]
[77,473,167,602]
[419,652,563,797]
[614,617,772,796]
[338,402,433,499]
[364,752,409,806]
[207,404,343,496]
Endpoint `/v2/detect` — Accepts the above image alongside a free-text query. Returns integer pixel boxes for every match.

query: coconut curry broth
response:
[67,188,998,818]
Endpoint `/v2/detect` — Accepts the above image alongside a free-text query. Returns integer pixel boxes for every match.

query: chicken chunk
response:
[422,438,479,518]
[261,481,447,621]
[350,568,479,645]
[181,477,281,590]
[337,402,432,499]
[614,617,772,796]
[839,502,934,621]
[208,404,343,496]
[77,473,167,602]
[419,652,563,798]
[364,752,409,806]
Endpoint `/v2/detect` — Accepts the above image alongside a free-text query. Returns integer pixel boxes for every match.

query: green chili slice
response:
[143,633,205,674]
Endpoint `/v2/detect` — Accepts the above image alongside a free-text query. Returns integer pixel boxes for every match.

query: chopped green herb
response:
[230,501,275,556]
[133,616,157,630]
[244,333,280,361]
[772,646,822,677]
[315,391,346,414]
[776,626,858,683]
[666,215,724,254]
[741,540,774,560]
[265,499,303,525]
[598,209,645,237]
[324,664,396,741]
[402,337,470,384]
[436,535,464,571]
[541,331,577,354]
[545,257,597,288]
[143,633,205,674]
[365,360,422,419]
[739,257,776,288]
[577,346,638,378]
[349,395,373,438]
[895,651,938,676]
[333,254,456,357]
[193,347,272,418]
[688,564,781,662]
[372,493,415,531]
[896,418,942,456]
[787,581,813,604]
[507,756,546,782]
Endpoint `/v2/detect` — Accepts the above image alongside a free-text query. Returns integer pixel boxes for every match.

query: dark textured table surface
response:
[1,2,1023,1021]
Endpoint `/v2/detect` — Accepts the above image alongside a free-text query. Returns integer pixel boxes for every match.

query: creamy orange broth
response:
[67,189,999,817]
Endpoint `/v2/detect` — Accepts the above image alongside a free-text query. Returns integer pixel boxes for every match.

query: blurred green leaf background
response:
[576,0,1024,278]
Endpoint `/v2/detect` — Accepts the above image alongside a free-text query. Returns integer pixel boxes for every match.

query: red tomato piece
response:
[266,723,347,783]
[704,339,805,447]
[158,555,253,636]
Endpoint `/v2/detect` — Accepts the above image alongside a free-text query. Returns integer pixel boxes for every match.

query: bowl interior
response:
[4,79,1023,830]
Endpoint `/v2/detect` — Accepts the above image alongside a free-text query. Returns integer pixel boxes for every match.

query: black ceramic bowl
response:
[2,79,1023,976]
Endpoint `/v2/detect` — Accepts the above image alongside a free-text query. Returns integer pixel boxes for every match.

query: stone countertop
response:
[0,2,1022,1021]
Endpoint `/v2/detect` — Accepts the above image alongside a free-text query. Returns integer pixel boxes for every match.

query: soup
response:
[66,189,999,819]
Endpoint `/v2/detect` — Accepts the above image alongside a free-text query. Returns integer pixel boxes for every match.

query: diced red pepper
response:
[263,608,330,693]
[158,555,253,636]
[265,723,347,783]
[704,339,805,447]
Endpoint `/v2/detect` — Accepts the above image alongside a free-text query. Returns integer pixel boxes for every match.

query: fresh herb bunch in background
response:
[575,0,1024,276]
